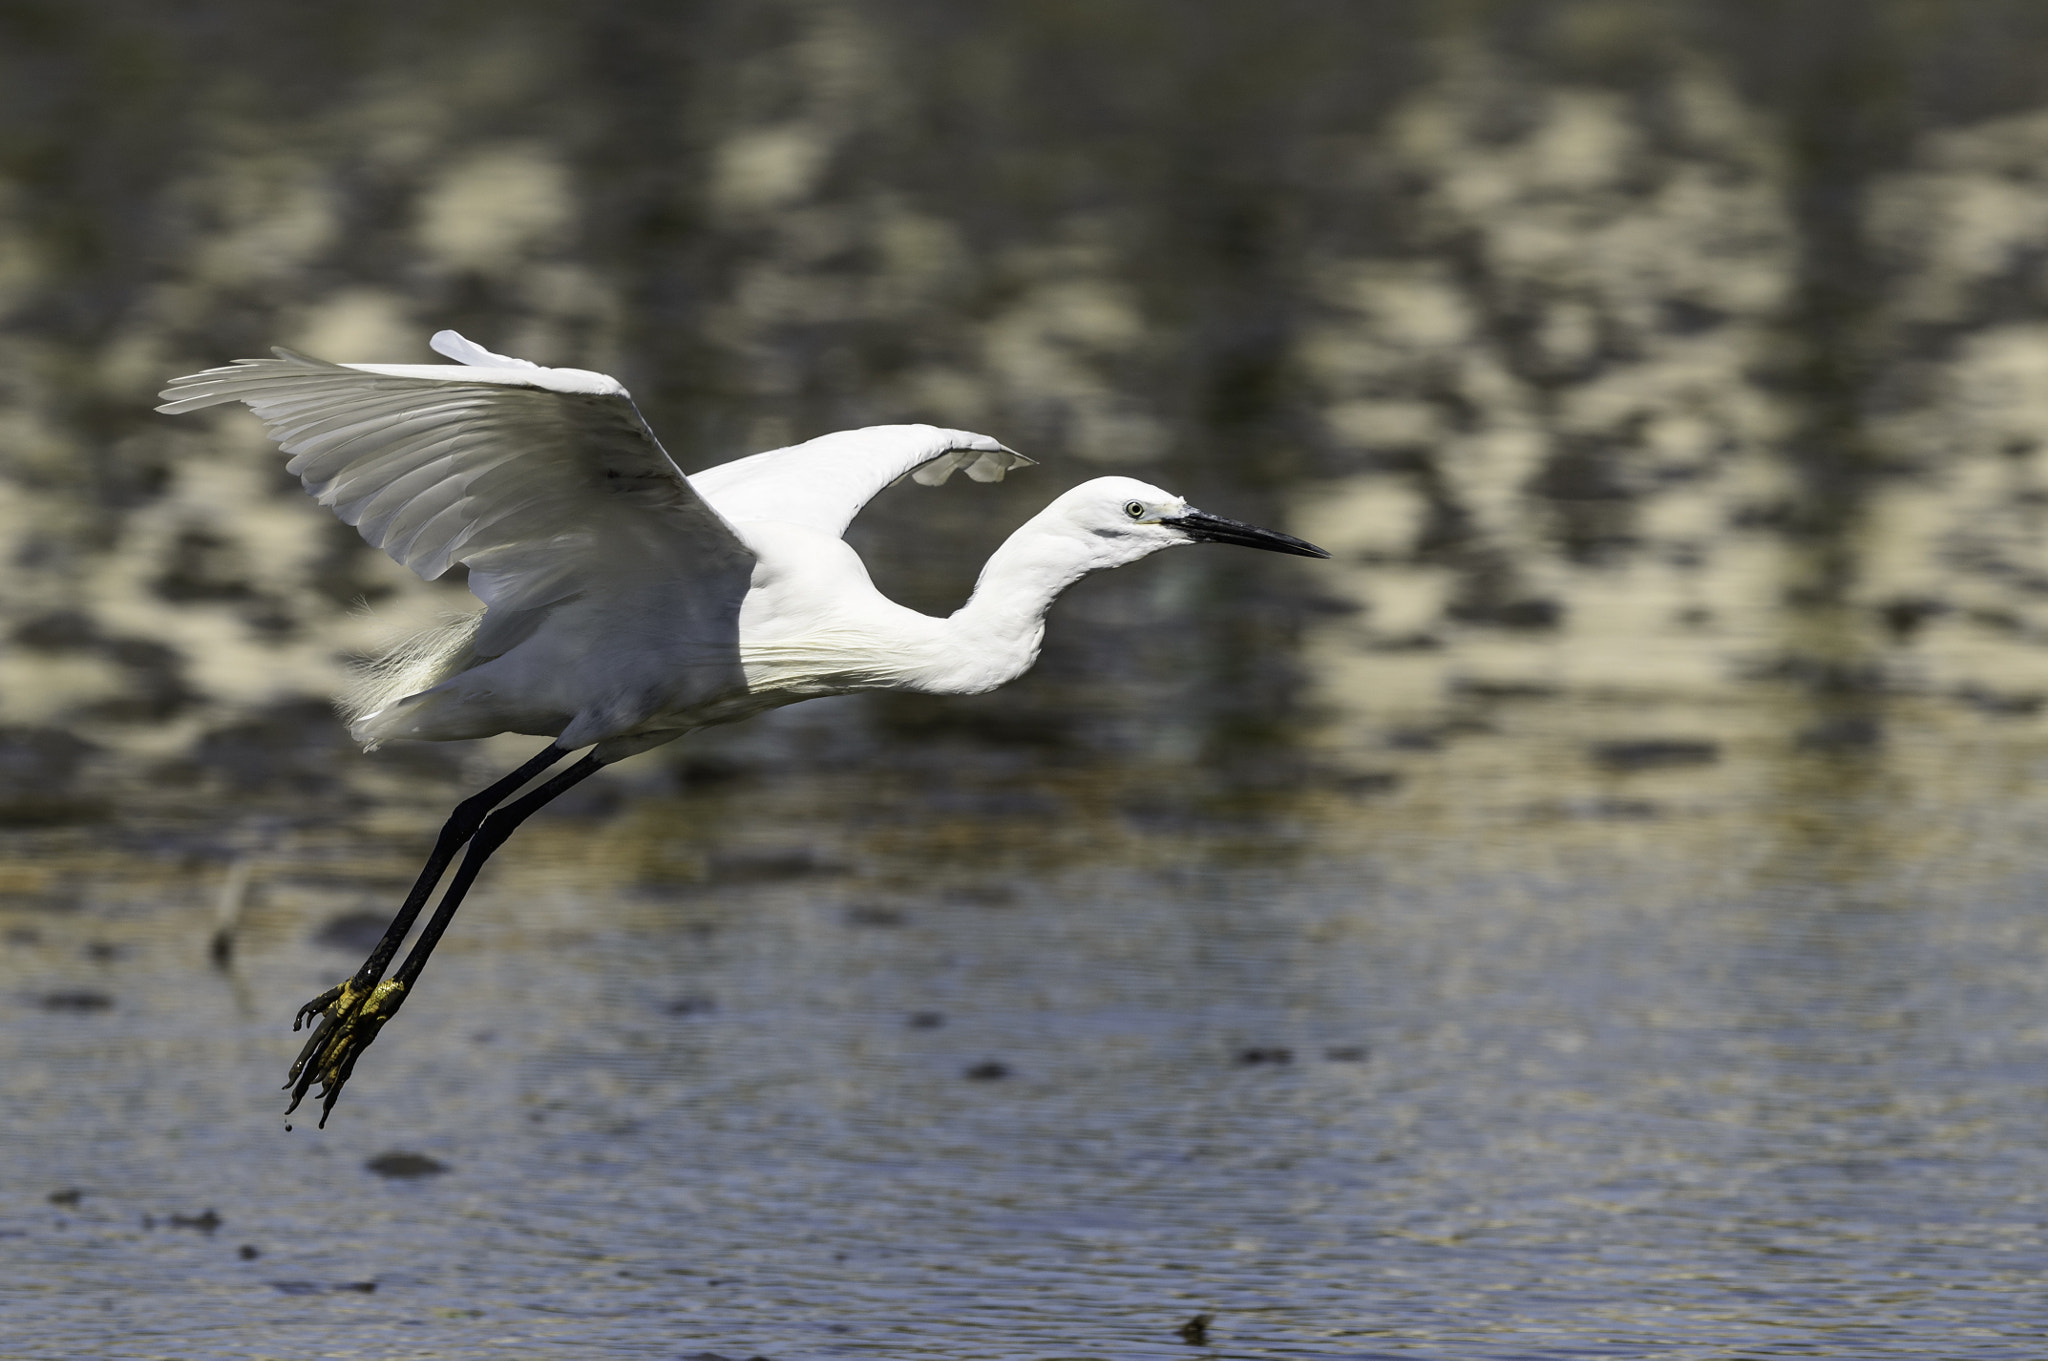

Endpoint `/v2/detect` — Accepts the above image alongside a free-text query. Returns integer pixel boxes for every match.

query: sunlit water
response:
[8,693,2048,1359]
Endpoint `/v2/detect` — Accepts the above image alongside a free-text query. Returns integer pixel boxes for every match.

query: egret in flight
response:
[159,331,1329,1125]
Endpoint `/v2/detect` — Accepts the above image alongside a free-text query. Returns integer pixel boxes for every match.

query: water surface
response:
[9,693,2048,1358]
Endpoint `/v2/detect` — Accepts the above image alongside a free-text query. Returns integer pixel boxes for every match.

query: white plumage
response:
[158,330,1328,1124]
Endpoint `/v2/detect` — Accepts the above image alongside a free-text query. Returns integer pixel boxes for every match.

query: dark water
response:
[13,3,2048,1356]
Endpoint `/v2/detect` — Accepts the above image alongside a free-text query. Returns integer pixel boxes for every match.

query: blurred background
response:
[11,0,2048,808]
[14,2,2048,1356]
[13,0,1385,808]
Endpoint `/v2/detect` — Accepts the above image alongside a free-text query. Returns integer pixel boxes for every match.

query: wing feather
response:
[157,336,753,619]
[689,424,1034,538]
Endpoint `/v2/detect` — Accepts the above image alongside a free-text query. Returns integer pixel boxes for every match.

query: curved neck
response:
[919,513,1102,694]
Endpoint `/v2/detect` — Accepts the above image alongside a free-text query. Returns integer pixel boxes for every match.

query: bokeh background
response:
[14,2,2048,1357]
[13,0,2048,800]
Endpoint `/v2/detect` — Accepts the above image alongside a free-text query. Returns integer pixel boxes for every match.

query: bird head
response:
[1057,476,1331,567]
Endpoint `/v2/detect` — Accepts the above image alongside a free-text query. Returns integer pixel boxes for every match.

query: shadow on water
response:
[14,2,2048,1357]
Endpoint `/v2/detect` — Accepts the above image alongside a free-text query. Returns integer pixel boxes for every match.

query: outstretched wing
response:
[157,332,754,630]
[688,424,1034,538]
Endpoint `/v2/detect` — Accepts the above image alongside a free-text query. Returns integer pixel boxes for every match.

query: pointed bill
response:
[1163,509,1331,558]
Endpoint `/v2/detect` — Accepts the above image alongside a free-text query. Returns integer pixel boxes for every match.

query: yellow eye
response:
[1124,501,1146,520]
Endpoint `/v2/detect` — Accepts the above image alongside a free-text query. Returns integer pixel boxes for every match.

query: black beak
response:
[1163,509,1331,559]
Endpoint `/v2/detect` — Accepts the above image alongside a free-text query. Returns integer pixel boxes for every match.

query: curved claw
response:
[286,977,367,1078]
[292,981,350,1033]
[284,978,406,1127]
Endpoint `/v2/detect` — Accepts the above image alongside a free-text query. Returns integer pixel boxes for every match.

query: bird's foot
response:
[284,976,406,1127]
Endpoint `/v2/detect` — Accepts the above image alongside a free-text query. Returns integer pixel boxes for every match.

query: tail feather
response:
[342,612,483,747]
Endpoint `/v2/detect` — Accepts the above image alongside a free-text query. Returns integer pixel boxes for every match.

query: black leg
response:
[284,742,577,1122]
[286,750,608,1125]
[391,753,607,992]
[289,743,571,1034]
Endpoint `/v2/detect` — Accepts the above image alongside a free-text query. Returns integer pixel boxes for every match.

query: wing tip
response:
[905,438,1034,487]
[158,351,331,410]
[965,445,1034,483]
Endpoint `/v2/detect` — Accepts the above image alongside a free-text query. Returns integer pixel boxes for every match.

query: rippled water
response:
[9,692,2048,1358]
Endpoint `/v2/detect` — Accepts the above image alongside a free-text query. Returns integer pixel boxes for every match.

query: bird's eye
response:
[1124,501,1147,520]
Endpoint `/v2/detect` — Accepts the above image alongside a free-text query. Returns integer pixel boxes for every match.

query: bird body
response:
[337,465,1220,757]
[159,330,1328,1124]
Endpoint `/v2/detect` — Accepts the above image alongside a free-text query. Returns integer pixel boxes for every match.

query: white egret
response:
[159,330,1329,1125]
